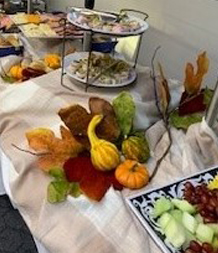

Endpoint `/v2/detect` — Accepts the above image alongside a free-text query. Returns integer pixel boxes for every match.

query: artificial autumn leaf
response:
[63,156,123,201]
[69,183,81,198]
[58,104,92,137]
[1,75,16,84]
[58,97,120,148]
[26,128,55,151]
[158,63,171,115]
[169,110,202,130]
[49,166,65,180]
[47,181,70,203]
[89,97,120,142]
[47,165,81,203]
[26,126,84,172]
[112,92,135,137]
[184,51,209,95]
[178,91,206,116]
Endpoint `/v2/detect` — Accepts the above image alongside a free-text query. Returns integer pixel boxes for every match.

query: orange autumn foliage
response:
[26,126,84,172]
[184,51,209,95]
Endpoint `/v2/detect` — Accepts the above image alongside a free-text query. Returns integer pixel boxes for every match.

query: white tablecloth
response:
[0,69,198,253]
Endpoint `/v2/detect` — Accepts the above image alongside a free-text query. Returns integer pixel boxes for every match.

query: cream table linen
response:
[1,69,217,253]
[0,76,153,253]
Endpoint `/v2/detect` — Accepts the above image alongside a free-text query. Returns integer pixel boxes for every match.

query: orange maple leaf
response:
[26,126,84,172]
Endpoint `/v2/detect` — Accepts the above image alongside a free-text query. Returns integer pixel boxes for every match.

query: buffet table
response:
[0,67,218,253]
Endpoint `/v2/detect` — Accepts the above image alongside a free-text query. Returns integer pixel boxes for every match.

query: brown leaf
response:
[158,63,171,114]
[58,98,120,146]
[58,105,92,136]
[89,97,120,142]
[89,97,115,116]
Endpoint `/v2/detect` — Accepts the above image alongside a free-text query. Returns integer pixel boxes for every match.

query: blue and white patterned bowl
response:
[126,166,218,253]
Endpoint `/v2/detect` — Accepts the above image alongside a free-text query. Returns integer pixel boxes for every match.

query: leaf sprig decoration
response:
[47,167,81,203]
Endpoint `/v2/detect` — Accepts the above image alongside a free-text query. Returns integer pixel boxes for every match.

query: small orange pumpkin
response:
[9,65,23,80]
[115,160,149,189]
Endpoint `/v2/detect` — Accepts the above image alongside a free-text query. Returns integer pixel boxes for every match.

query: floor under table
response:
[0,195,38,253]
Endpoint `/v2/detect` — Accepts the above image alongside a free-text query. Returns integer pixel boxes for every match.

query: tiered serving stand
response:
[60,7,149,92]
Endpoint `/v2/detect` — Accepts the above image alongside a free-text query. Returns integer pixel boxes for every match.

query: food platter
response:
[67,7,149,37]
[17,24,83,39]
[126,166,218,253]
[64,52,137,88]
[0,33,23,56]
[10,13,83,39]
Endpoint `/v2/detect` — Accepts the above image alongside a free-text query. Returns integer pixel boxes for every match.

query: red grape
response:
[202,242,213,253]
[189,240,202,252]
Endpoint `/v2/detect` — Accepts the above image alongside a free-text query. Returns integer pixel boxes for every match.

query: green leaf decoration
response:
[2,75,16,84]
[112,92,135,137]
[169,111,202,130]
[49,166,65,180]
[204,87,214,106]
[47,181,70,203]
[69,183,81,198]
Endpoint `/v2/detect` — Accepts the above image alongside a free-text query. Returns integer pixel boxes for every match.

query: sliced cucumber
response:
[182,212,198,234]
[196,223,214,244]
[171,199,196,214]
[170,209,183,223]
[208,224,218,236]
[164,217,186,248]
[158,213,172,231]
[212,237,218,250]
[195,213,203,224]
[182,230,197,251]
[153,197,173,218]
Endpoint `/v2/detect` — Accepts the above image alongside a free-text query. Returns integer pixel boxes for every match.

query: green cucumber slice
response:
[158,213,172,231]
[195,213,203,224]
[182,230,197,251]
[208,224,218,236]
[170,209,183,223]
[164,217,186,248]
[212,237,218,250]
[196,223,214,243]
[171,199,196,214]
[182,212,198,234]
[152,197,173,218]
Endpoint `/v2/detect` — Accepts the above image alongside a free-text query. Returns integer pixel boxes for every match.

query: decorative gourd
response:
[122,136,150,163]
[44,54,61,69]
[9,65,23,80]
[115,160,149,189]
[88,114,120,171]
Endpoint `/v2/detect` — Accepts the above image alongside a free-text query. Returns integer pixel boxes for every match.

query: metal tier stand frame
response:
[60,8,149,93]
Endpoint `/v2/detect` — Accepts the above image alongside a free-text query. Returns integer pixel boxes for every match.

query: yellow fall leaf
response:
[26,128,55,151]
[26,126,84,172]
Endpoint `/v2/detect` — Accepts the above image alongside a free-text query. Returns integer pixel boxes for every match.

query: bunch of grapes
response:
[183,182,218,223]
[184,241,218,253]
